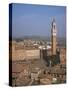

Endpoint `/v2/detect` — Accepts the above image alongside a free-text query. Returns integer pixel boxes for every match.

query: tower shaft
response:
[51,19,57,55]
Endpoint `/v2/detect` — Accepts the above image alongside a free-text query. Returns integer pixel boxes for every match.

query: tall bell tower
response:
[51,18,57,55]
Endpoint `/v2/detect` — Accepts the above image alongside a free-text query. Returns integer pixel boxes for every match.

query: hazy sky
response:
[12,3,66,38]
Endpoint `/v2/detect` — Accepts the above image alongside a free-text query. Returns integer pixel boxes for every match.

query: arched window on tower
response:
[54,25,55,29]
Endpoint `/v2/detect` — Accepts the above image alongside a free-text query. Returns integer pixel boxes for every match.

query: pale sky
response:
[11,3,66,38]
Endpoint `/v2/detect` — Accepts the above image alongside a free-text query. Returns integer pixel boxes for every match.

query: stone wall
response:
[60,48,66,64]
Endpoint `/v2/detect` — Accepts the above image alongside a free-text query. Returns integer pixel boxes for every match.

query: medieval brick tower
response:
[51,18,57,55]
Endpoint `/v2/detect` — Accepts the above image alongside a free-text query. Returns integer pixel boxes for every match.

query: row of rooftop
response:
[11,39,65,50]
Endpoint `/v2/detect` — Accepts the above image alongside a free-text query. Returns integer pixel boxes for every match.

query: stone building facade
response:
[11,41,40,61]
